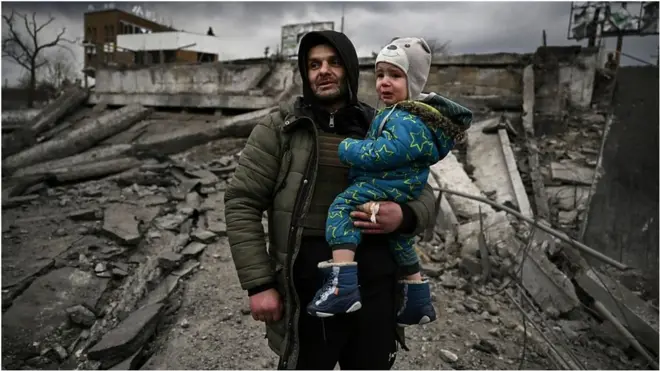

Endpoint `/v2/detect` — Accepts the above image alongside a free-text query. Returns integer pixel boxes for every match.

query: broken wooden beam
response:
[3,104,151,175]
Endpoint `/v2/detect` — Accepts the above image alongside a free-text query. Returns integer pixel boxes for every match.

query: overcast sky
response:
[2,1,658,85]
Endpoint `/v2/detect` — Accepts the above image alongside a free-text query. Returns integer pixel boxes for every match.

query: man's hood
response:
[297,30,360,105]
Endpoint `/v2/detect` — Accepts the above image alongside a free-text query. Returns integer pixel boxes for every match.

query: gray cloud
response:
[2,1,658,86]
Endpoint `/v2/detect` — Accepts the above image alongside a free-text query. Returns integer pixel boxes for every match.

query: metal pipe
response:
[504,290,578,370]
[593,300,659,369]
[433,187,629,270]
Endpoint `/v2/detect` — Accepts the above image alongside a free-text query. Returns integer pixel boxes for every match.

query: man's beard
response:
[313,80,348,104]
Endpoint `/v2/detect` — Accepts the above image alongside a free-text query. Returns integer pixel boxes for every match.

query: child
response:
[306,37,473,326]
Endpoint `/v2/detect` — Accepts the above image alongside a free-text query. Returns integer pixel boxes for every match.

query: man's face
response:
[307,44,346,102]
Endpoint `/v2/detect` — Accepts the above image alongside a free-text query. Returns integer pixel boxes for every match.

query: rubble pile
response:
[513,112,606,237]
[2,147,247,369]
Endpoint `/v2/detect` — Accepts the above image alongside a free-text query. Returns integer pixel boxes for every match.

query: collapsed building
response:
[1,45,658,370]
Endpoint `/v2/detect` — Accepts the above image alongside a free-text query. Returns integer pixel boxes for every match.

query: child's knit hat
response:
[375,37,432,101]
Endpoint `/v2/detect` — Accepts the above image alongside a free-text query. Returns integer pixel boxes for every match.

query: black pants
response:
[290,235,401,370]
[293,276,399,370]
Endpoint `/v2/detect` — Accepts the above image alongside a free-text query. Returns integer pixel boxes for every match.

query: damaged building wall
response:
[533,46,600,135]
[582,66,659,288]
[89,61,297,110]
[358,53,530,111]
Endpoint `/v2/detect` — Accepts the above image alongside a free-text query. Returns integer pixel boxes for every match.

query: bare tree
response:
[2,10,76,108]
[42,50,76,90]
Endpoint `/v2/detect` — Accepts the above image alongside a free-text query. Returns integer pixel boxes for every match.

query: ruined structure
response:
[1,46,658,370]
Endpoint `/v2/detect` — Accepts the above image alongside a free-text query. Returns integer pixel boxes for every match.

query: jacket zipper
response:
[281,116,319,369]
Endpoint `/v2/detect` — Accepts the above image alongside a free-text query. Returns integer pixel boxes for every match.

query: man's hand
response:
[351,201,403,234]
[249,288,283,323]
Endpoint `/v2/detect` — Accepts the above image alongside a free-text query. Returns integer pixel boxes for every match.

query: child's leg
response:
[390,235,437,327]
[307,184,368,318]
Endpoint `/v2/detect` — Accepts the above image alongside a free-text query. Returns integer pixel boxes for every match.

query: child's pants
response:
[326,180,420,271]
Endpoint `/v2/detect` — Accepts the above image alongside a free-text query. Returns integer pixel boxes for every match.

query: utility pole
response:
[340,4,345,33]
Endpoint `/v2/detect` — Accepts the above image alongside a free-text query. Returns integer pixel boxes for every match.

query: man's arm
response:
[338,115,434,172]
[400,183,436,236]
[224,114,281,293]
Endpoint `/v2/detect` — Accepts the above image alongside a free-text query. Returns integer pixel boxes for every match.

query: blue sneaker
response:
[397,280,437,327]
[307,261,362,318]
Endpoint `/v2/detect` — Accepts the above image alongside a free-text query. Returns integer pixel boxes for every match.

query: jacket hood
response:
[297,30,360,106]
[396,93,473,145]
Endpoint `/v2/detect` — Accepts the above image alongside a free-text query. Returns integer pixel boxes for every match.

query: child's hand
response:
[351,201,403,234]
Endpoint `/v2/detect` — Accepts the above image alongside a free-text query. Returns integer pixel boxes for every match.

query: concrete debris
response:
[102,204,142,246]
[87,303,164,369]
[66,304,97,327]
[550,161,596,186]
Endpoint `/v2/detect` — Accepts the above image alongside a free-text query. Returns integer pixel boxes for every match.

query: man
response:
[224,30,436,370]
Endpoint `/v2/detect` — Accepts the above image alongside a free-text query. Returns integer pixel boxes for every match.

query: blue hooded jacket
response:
[338,93,473,197]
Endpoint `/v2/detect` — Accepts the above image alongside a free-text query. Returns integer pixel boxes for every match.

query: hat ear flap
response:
[418,38,432,54]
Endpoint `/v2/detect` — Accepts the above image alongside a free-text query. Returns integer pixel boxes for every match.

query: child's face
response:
[375,62,408,106]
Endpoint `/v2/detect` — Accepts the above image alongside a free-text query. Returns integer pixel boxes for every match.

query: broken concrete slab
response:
[459,211,580,315]
[2,267,108,360]
[200,191,225,212]
[498,126,533,219]
[143,275,180,307]
[191,229,217,244]
[66,304,97,327]
[575,269,659,355]
[158,251,184,271]
[102,204,142,245]
[431,152,487,221]
[87,303,164,369]
[68,208,102,221]
[205,210,227,236]
[546,186,590,211]
[140,195,169,207]
[109,346,143,370]
[466,117,519,208]
[178,192,201,211]
[172,260,200,279]
[154,209,194,231]
[550,161,595,186]
[181,242,207,257]
[427,171,459,242]
[185,169,219,186]
[2,235,79,289]
[3,104,151,174]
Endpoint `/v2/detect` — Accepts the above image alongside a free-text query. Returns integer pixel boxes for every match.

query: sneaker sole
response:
[311,301,363,318]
